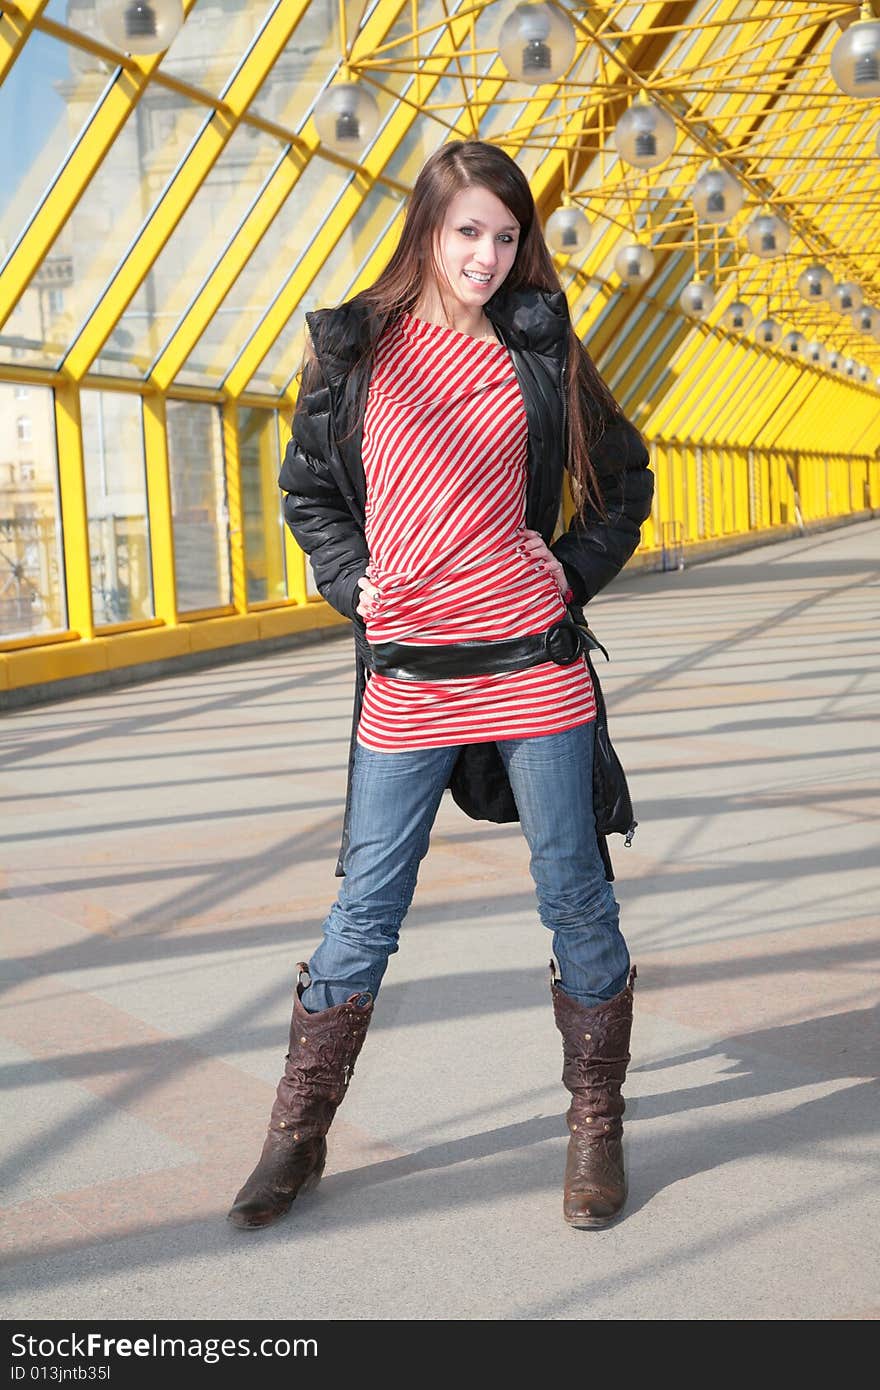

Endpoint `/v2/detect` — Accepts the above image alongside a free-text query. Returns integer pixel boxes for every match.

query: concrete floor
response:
[1,519,878,1321]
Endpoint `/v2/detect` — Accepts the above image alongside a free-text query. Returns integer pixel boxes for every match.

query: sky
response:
[0,26,84,260]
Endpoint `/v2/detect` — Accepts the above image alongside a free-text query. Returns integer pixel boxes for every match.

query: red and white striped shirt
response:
[357,311,595,751]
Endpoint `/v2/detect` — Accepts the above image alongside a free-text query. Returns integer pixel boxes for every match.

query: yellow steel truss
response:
[0,1,878,695]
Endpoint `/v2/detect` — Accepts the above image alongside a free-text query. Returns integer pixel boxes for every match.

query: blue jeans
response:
[300,720,630,1013]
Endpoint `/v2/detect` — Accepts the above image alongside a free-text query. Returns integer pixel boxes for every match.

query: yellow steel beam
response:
[264,39,587,395]
[223,2,498,397]
[53,380,93,639]
[567,0,742,351]
[721,354,787,449]
[644,324,717,439]
[682,335,750,442]
[843,389,880,457]
[4,0,415,199]
[242,390,291,412]
[0,0,48,86]
[231,1,698,397]
[762,371,823,452]
[568,1,860,434]
[0,361,62,387]
[9,369,306,413]
[222,400,247,614]
[0,0,201,331]
[584,291,677,432]
[60,1,313,382]
[150,145,311,391]
[750,358,811,450]
[269,201,413,399]
[786,378,832,455]
[702,349,774,443]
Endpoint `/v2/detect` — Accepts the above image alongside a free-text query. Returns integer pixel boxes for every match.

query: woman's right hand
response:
[356,574,381,620]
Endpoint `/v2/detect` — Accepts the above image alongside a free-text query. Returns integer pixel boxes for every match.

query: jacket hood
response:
[306,284,570,378]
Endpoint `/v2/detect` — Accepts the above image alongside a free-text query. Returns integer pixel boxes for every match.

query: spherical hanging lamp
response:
[842,357,859,377]
[721,299,753,332]
[97,0,184,53]
[745,211,790,259]
[679,276,714,317]
[797,264,833,303]
[827,350,842,371]
[852,305,877,334]
[859,363,872,383]
[806,340,828,368]
[830,281,864,314]
[313,82,381,155]
[613,92,676,169]
[781,330,807,356]
[829,5,880,98]
[545,204,591,255]
[691,161,744,224]
[754,318,782,347]
[497,3,576,83]
[613,242,655,285]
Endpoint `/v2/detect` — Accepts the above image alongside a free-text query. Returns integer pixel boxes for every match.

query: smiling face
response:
[428,184,521,315]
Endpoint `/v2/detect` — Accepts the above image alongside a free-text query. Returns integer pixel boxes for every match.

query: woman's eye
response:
[459,227,515,243]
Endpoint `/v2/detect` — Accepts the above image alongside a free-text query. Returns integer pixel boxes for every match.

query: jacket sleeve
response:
[550,414,654,605]
[278,356,369,625]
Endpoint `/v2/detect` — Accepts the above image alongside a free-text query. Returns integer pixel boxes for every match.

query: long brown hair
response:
[302,139,628,521]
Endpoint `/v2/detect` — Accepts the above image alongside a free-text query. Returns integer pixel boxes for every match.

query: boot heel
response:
[300,1141,327,1194]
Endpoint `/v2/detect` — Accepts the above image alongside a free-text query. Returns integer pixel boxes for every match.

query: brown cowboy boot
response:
[550,960,636,1229]
[227,963,374,1230]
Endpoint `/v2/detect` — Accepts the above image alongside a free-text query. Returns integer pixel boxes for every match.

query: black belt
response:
[368,614,608,681]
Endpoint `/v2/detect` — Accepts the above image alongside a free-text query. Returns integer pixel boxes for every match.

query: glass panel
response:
[248,0,385,131]
[155,0,272,97]
[380,76,460,186]
[176,155,350,387]
[255,310,308,400]
[165,400,230,610]
[249,182,405,394]
[44,2,116,65]
[238,406,284,603]
[0,27,115,275]
[81,389,154,625]
[92,121,286,378]
[480,85,539,168]
[243,176,403,394]
[8,90,209,372]
[0,383,66,638]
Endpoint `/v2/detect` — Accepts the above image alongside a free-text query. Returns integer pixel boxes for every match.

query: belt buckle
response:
[544,618,581,666]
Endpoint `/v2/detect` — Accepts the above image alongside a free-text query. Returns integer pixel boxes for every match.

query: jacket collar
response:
[306,283,570,378]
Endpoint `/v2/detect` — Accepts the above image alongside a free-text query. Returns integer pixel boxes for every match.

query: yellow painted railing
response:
[2,381,877,699]
[640,441,880,557]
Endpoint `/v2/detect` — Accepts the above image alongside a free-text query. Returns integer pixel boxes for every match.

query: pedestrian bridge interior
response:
[1,0,878,701]
[2,1,878,1322]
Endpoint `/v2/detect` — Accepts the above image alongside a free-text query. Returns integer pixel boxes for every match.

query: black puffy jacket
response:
[278,284,654,878]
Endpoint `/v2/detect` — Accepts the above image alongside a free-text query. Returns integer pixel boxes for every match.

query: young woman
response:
[227,140,654,1233]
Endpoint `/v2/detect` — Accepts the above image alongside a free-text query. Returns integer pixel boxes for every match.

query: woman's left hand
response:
[519,528,568,596]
